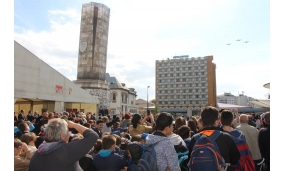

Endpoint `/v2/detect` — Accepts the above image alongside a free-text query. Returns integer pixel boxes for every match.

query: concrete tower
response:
[74,2,111,113]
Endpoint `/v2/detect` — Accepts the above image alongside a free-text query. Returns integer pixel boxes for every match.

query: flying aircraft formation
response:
[226,39,250,45]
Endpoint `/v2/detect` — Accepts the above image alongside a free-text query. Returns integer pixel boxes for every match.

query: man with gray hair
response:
[28,118,99,171]
[237,114,262,171]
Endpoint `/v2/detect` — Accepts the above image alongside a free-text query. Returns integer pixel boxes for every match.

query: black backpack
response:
[174,142,189,171]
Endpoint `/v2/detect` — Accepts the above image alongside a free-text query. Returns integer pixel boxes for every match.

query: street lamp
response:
[147,86,150,114]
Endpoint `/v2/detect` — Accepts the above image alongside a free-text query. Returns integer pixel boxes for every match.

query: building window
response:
[177,101,180,104]
[195,66,198,70]
[164,74,168,77]
[195,89,199,93]
[201,72,205,75]
[182,84,186,87]
[170,79,175,82]
[182,67,186,71]
[182,89,186,93]
[170,84,174,88]
[164,85,168,88]
[189,100,193,104]
[171,95,174,99]
[170,90,174,93]
[176,68,180,71]
[189,73,192,76]
[195,72,199,76]
[159,101,162,104]
[201,83,206,87]
[176,73,180,76]
[170,68,174,71]
[189,89,192,93]
[170,73,173,77]
[164,101,168,104]
[195,95,199,98]
[182,73,186,76]
[164,63,168,66]
[176,78,180,82]
[202,89,206,92]
[188,61,192,65]
[164,90,168,93]
[195,78,199,81]
[189,78,192,81]
[195,83,199,87]
[159,74,162,77]
[176,90,180,93]
[182,78,186,82]
[176,84,179,87]
[201,77,206,81]
[112,92,116,101]
[188,67,192,70]
[176,95,180,99]
[189,83,192,87]
[158,85,162,88]
[195,61,199,64]
[200,66,205,70]
[202,94,206,98]
[183,95,187,98]
[159,90,162,93]
[189,95,193,98]
[158,69,162,72]
[158,80,162,83]
[164,68,167,72]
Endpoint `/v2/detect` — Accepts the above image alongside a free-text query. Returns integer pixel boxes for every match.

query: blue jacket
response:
[92,150,128,171]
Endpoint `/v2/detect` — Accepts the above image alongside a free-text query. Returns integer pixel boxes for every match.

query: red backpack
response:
[230,132,255,171]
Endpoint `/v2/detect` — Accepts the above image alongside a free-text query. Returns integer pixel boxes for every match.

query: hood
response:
[168,133,186,147]
[37,141,65,155]
[99,150,113,157]
[145,134,168,145]
[227,129,246,142]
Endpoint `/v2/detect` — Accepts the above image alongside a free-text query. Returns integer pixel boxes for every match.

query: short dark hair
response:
[112,134,121,146]
[83,123,91,128]
[220,110,234,126]
[96,120,103,125]
[156,112,174,131]
[102,135,116,149]
[264,112,270,124]
[177,125,191,140]
[18,122,28,132]
[201,106,219,127]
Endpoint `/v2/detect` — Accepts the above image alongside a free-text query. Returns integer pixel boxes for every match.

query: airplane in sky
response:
[244,41,249,43]
[236,39,241,41]
[226,43,231,45]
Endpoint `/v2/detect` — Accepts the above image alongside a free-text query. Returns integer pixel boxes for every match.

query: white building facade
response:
[106,73,139,115]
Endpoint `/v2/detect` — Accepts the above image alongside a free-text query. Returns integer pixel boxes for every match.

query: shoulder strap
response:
[193,133,201,142]
[208,130,222,141]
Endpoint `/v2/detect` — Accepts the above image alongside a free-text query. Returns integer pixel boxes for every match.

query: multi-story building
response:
[216,93,237,104]
[155,55,216,116]
[106,73,139,115]
[135,99,155,114]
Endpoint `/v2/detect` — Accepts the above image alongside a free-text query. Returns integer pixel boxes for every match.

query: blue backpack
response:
[137,142,158,171]
[189,130,230,171]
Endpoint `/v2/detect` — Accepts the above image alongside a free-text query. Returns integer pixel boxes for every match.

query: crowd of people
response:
[14,107,270,171]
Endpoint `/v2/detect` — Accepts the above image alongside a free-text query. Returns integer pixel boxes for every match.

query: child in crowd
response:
[92,135,128,171]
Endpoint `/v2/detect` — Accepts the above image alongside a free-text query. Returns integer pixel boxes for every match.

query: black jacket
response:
[188,127,240,171]
[258,125,270,167]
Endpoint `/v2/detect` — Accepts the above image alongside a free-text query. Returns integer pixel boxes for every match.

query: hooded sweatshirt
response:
[28,129,98,171]
[145,132,181,171]
[92,149,128,171]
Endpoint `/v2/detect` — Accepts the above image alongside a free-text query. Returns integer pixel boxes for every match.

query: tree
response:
[150,99,156,104]
[154,105,159,114]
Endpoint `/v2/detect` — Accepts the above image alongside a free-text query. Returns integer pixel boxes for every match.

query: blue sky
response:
[14,0,270,101]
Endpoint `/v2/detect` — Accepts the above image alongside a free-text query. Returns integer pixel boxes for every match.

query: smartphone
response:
[147,110,150,116]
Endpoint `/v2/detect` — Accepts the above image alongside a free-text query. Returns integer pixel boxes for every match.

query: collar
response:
[153,131,166,137]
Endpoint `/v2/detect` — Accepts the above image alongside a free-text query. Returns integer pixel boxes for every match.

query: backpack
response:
[189,130,230,171]
[137,142,158,171]
[229,132,255,171]
[174,142,189,171]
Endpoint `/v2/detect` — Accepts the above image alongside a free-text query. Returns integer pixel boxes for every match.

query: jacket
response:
[14,149,34,171]
[258,125,270,167]
[237,123,262,160]
[128,124,153,136]
[92,150,128,171]
[188,127,240,171]
[145,131,181,171]
[28,129,98,171]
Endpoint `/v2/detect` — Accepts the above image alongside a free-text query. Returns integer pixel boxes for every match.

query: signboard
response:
[55,85,63,93]
[173,55,189,59]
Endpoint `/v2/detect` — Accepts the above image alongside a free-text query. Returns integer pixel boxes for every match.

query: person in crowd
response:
[145,112,181,171]
[237,114,262,171]
[126,141,143,171]
[91,139,102,157]
[15,112,18,122]
[81,114,88,124]
[27,111,34,122]
[188,106,240,171]
[48,112,54,120]
[128,113,154,137]
[247,114,257,128]
[187,119,199,135]
[177,125,192,150]
[93,119,103,138]
[174,116,187,134]
[121,113,132,128]
[34,136,44,149]
[101,116,120,134]
[92,135,128,171]
[258,112,270,171]
[14,138,35,171]
[20,132,38,152]
[18,110,26,120]
[83,123,91,129]
[28,118,99,171]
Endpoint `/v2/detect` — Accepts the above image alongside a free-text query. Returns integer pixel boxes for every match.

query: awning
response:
[217,103,250,109]
[248,100,270,108]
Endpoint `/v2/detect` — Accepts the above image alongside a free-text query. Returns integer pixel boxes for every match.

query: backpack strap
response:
[208,130,222,141]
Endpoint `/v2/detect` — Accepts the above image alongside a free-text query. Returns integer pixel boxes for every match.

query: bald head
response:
[239,114,248,123]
